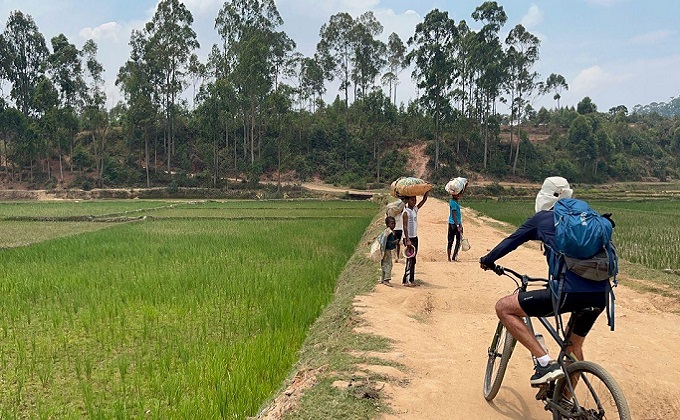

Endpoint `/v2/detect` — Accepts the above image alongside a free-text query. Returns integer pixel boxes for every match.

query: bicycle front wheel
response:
[483,320,516,401]
[551,361,630,419]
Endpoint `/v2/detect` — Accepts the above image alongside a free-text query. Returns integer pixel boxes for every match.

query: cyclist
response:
[479,177,611,386]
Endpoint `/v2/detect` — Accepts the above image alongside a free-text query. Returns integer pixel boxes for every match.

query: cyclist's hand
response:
[479,259,496,271]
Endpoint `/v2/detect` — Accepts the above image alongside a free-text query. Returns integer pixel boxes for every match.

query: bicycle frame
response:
[494,265,606,417]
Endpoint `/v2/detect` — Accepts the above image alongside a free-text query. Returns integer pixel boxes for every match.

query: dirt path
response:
[354,197,680,419]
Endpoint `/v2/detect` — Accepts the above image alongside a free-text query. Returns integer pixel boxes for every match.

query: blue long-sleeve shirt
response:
[480,210,607,293]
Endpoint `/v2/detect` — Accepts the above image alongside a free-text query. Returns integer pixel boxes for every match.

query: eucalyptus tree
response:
[471,1,508,169]
[48,34,85,109]
[353,90,398,182]
[0,11,49,117]
[47,34,85,173]
[194,78,238,187]
[383,32,407,104]
[144,0,199,173]
[32,76,60,179]
[567,114,597,177]
[80,39,109,185]
[270,30,297,91]
[504,24,540,174]
[0,104,27,180]
[317,12,355,109]
[451,20,474,116]
[407,9,458,173]
[187,53,206,110]
[297,55,325,112]
[263,87,294,192]
[350,12,386,99]
[543,73,568,109]
[214,0,294,168]
[117,30,159,187]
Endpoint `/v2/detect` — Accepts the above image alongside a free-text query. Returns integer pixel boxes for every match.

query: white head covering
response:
[535,176,573,212]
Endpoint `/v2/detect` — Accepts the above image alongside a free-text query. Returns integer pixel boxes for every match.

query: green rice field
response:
[0,199,377,418]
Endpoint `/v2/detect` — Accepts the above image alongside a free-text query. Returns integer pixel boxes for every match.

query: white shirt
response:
[403,206,418,238]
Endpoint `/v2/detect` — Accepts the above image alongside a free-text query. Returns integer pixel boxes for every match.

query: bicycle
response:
[483,264,630,419]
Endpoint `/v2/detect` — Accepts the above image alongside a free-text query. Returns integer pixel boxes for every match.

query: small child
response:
[380,216,399,287]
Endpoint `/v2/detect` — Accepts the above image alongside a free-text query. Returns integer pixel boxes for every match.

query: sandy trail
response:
[354,197,680,419]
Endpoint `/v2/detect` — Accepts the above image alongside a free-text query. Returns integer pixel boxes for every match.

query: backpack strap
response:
[546,242,617,332]
[605,279,616,331]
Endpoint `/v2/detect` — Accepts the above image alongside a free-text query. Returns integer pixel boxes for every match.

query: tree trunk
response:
[145,129,150,188]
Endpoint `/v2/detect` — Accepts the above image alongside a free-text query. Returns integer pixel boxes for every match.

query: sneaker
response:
[530,362,564,385]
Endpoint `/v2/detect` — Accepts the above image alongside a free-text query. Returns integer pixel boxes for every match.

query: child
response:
[380,216,399,287]
[402,191,429,286]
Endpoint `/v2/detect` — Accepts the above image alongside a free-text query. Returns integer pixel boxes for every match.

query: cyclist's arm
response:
[480,214,540,267]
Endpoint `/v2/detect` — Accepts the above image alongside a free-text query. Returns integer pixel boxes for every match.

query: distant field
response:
[0,200,176,218]
[464,198,680,272]
[0,199,377,418]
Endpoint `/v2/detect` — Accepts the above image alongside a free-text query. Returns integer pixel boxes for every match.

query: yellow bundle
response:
[390,177,433,198]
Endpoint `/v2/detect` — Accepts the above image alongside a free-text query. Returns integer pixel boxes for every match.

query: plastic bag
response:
[369,238,382,262]
[461,237,471,252]
[385,200,405,218]
[445,177,468,195]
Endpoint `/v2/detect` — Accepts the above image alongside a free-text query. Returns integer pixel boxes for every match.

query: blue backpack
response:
[550,198,618,282]
[549,198,619,329]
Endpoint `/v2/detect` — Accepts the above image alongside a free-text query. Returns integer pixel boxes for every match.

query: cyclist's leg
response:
[495,293,547,359]
[565,333,585,361]
[560,292,607,361]
[496,289,564,385]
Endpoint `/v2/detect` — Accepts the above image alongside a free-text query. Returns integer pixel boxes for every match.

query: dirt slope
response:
[354,197,680,419]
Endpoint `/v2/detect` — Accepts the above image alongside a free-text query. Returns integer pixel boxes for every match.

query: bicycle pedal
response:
[534,384,551,400]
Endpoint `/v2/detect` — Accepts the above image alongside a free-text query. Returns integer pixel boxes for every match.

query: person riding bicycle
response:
[479,177,611,386]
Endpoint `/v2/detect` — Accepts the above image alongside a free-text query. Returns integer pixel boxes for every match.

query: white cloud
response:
[572,65,631,96]
[79,21,123,42]
[521,4,543,29]
[373,8,421,43]
[630,29,676,45]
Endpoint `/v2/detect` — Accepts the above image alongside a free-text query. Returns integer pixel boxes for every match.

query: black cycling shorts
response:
[518,288,607,337]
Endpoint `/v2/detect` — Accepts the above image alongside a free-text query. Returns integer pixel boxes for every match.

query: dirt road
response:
[354,197,680,419]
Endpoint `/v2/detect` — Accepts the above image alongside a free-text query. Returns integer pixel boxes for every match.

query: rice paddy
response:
[0,199,377,418]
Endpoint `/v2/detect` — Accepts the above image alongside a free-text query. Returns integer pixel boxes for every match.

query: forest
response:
[1,0,679,192]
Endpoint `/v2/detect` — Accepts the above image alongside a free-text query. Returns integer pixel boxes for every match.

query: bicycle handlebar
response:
[483,263,548,286]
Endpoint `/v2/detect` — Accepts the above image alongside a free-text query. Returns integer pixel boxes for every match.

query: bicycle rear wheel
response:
[551,361,630,419]
[483,320,516,400]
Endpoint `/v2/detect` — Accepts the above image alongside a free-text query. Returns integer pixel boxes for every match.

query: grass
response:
[0,200,178,218]
[0,199,379,418]
[276,213,395,420]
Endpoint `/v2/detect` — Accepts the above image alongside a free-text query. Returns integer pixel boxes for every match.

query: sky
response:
[1,0,679,113]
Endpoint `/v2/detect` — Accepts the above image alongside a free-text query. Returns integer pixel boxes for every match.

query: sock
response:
[537,354,551,367]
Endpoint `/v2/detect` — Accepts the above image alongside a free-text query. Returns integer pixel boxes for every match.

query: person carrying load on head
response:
[402,190,428,287]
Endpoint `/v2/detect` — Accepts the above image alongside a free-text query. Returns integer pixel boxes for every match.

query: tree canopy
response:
[1,2,679,191]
